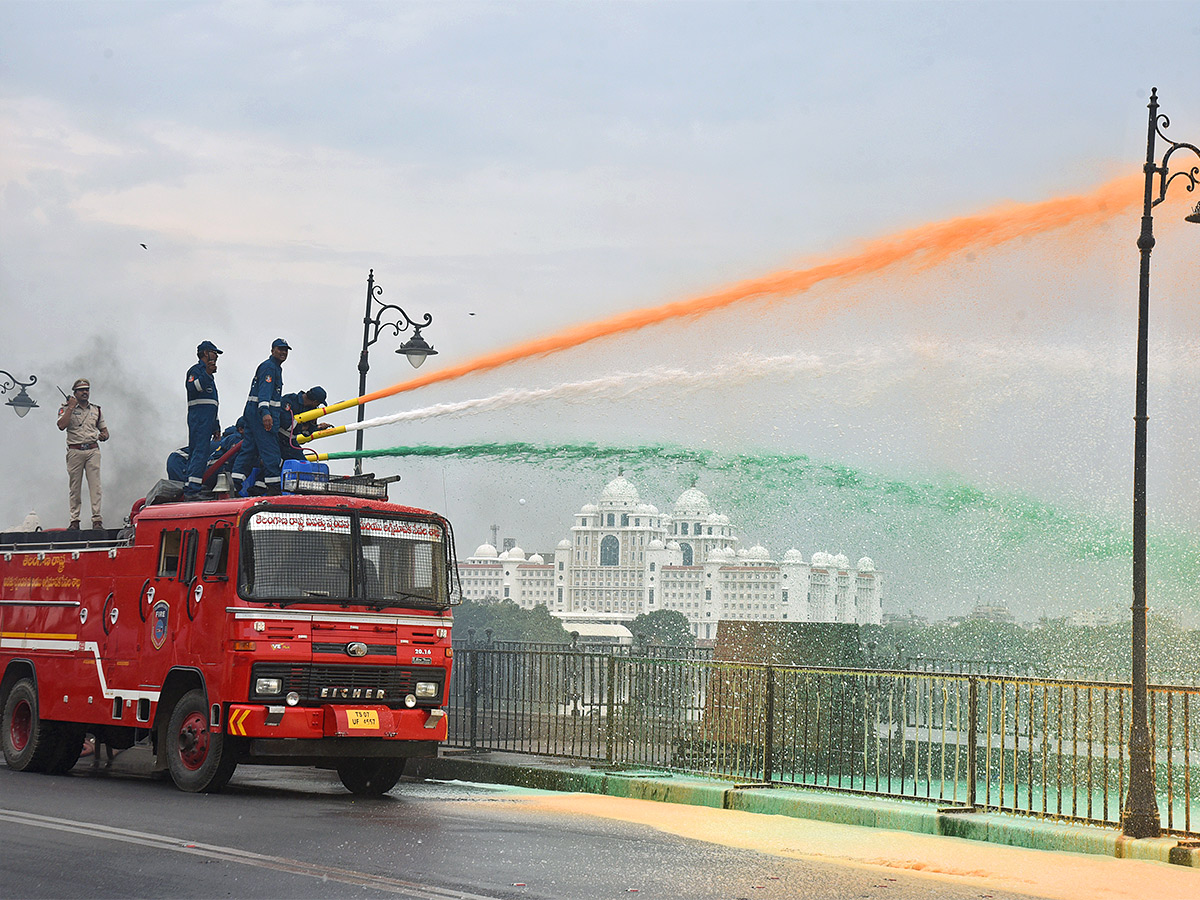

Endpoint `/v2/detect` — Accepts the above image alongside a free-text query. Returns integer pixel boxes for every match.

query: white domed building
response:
[457,474,882,638]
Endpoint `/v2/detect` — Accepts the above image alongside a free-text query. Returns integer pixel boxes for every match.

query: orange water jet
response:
[298,172,1144,426]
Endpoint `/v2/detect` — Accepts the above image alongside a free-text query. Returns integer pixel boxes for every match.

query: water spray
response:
[295,173,1144,429]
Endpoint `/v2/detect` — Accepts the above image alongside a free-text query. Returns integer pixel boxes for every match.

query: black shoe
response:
[67,520,80,530]
[92,520,104,530]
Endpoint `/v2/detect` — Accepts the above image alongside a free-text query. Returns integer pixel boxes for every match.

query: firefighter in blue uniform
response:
[278,386,327,462]
[233,338,289,495]
[166,447,189,482]
[184,340,222,497]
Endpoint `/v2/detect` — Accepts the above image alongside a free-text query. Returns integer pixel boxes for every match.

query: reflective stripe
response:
[187,398,218,407]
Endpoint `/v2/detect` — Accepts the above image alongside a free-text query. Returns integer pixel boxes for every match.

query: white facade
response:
[457,475,882,640]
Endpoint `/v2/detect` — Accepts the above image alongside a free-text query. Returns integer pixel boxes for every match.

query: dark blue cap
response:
[306,385,327,404]
[197,340,222,355]
[272,338,291,349]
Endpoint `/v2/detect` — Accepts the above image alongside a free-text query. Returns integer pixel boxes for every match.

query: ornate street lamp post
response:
[0,370,38,418]
[1123,88,1199,839]
[355,269,437,475]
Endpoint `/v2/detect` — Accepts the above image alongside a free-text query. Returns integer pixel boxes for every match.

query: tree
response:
[630,610,694,648]
[451,599,571,644]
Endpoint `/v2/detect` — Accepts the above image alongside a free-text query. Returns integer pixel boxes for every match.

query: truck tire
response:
[2,678,59,773]
[45,724,86,775]
[336,757,406,796]
[165,689,238,793]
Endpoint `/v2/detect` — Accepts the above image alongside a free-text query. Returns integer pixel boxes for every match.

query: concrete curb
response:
[411,752,1199,868]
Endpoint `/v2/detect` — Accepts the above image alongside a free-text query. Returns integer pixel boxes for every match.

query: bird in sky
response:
[139,243,147,250]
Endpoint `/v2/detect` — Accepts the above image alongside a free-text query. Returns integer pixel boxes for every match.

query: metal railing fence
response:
[446,645,1200,836]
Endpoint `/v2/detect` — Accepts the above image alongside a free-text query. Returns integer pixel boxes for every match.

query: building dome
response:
[736,548,749,558]
[834,553,850,569]
[857,557,875,573]
[581,503,599,514]
[667,541,681,551]
[473,543,498,559]
[557,538,572,550]
[811,551,831,567]
[507,546,526,561]
[600,476,640,506]
[673,487,711,517]
[528,553,544,564]
[647,539,665,551]
[707,546,733,561]
[748,544,770,560]
[784,548,805,562]
[637,503,658,515]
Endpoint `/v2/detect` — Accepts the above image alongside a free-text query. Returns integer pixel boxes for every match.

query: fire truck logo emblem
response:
[346,641,368,658]
[151,600,170,650]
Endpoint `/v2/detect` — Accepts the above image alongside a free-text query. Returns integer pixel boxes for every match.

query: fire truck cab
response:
[1,475,456,794]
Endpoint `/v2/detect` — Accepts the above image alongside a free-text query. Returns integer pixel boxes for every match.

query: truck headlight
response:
[255,677,282,695]
[414,682,439,699]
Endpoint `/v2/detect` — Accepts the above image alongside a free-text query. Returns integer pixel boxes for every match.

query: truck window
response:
[203,525,231,580]
[180,528,199,584]
[241,511,353,601]
[158,529,182,578]
[360,516,444,605]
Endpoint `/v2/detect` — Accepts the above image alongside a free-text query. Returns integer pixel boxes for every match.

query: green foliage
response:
[630,610,695,647]
[451,599,571,645]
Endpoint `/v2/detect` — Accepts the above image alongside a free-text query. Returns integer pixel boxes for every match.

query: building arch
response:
[601,535,620,566]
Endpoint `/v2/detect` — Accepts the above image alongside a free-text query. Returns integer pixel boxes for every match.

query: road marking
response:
[0,808,499,899]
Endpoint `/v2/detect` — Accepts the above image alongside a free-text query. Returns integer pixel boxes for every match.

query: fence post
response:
[468,645,479,752]
[967,676,978,808]
[606,654,617,765]
[764,667,776,784]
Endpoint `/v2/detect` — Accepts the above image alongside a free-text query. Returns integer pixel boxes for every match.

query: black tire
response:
[165,689,238,793]
[44,723,86,775]
[2,678,59,773]
[336,757,406,796]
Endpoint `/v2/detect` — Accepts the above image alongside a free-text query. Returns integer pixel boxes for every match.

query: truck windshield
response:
[239,509,448,609]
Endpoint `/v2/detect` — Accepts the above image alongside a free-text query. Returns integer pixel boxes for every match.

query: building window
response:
[681,522,689,535]
[601,535,619,566]
[621,513,629,527]
[607,513,615,527]
[680,543,693,566]
[649,561,655,572]
[705,588,712,601]
[648,588,654,604]
[782,590,789,601]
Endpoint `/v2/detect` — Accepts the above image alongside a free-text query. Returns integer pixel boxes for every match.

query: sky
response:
[1,1,1198,624]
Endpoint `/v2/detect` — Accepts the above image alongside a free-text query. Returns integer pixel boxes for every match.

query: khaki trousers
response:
[66,446,102,523]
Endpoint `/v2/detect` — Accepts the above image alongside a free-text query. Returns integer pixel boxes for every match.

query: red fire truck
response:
[0,470,457,794]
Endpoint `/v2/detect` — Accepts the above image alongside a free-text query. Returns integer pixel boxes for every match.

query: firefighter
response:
[278,385,327,462]
[166,446,189,482]
[56,378,109,530]
[233,338,289,495]
[184,340,222,498]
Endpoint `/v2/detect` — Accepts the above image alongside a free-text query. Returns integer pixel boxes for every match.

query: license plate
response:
[346,709,380,729]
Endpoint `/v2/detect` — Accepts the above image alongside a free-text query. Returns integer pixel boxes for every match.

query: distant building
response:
[968,600,1016,624]
[458,474,882,640]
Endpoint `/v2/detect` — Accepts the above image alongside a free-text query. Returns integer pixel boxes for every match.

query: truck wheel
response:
[336,757,406,796]
[2,678,63,773]
[45,724,87,775]
[166,689,238,793]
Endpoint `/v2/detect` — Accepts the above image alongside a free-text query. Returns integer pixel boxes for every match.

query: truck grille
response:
[250,663,443,707]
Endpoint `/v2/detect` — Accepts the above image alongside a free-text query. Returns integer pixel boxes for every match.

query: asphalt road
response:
[0,754,1038,900]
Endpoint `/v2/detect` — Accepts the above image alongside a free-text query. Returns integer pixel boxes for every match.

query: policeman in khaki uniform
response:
[57,378,109,530]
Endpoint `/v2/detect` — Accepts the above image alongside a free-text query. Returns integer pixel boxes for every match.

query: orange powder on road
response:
[298,173,1142,426]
